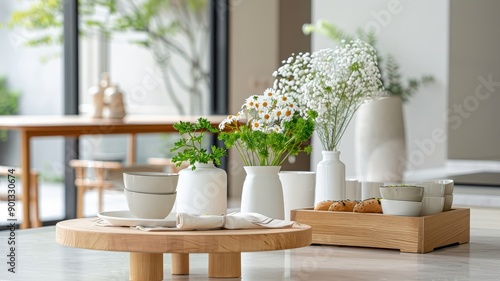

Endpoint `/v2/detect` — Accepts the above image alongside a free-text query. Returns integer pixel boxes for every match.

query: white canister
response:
[176,163,227,215]
[279,171,315,221]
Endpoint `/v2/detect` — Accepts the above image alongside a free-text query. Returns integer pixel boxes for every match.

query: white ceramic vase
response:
[241,166,284,219]
[314,151,345,203]
[176,162,227,215]
[355,95,406,182]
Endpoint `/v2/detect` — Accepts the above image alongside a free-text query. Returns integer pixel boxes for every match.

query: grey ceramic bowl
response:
[379,185,424,202]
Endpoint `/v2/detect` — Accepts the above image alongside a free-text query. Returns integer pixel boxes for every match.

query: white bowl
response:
[379,185,424,202]
[437,179,454,195]
[123,172,179,194]
[421,196,445,216]
[381,199,423,217]
[125,189,176,219]
[443,194,453,211]
[419,181,445,197]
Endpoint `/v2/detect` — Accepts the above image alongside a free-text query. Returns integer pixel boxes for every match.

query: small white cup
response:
[420,181,446,197]
[437,179,454,195]
[279,171,315,221]
[421,196,445,216]
[345,179,361,200]
[443,194,453,211]
[361,181,384,200]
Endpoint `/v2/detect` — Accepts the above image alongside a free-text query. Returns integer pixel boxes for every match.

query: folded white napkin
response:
[95,212,294,231]
[176,212,294,230]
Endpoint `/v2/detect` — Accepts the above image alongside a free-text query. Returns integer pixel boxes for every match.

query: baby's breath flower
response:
[303,40,384,150]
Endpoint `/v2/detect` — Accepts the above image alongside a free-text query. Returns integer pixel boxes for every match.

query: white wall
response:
[448,0,500,160]
[311,0,449,178]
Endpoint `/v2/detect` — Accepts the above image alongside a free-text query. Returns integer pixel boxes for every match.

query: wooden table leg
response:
[171,253,189,275]
[130,252,163,281]
[30,173,41,227]
[20,130,31,229]
[208,252,241,278]
[128,133,136,165]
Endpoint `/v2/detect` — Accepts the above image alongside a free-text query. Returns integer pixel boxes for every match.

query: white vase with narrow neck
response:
[176,162,227,215]
[314,151,346,203]
[241,166,284,219]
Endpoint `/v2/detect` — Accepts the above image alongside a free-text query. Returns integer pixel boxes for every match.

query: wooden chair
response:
[146,157,188,173]
[69,158,185,218]
[0,166,41,227]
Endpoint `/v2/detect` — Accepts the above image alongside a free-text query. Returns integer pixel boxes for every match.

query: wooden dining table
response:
[0,114,227,229]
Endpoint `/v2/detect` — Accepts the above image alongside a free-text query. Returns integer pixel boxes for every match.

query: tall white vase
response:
[176,163,227,215]
[355,96,406,182]
[241,166,284,219]
[314,151,345,203]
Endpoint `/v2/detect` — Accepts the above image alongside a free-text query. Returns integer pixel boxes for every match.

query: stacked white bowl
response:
[437,179,454,211]
[419,181,446,216]
[379,185,424,217]
[123,172,179,219]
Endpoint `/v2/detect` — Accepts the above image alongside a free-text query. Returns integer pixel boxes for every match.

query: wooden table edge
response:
[55,218,312,253]
[55,217,312,280]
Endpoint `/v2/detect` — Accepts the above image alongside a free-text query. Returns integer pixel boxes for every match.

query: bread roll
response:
[314,200,335,211]
[353,198,382,213]
[328,200,357,212]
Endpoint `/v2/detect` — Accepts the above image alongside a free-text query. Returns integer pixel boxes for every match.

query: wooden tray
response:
[290,208,470,253]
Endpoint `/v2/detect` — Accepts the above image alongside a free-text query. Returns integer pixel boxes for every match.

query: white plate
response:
[97,210,177,227]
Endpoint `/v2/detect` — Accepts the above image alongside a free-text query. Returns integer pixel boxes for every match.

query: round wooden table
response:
[55,218,312,281]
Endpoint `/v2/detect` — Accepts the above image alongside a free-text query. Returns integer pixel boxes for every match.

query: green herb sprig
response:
[170,117,226,170]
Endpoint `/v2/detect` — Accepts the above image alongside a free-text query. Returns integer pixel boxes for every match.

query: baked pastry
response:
[314,200,335,211]
[353,198,382,213]
[328,200,357,212]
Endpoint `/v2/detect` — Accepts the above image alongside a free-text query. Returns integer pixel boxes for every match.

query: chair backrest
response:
[147,157,189,173]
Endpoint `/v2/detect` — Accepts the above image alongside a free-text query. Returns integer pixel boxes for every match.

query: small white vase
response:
[314,151,345,203]
[241,166,284,219]
[355,95,406,182]
[176,162,227,215]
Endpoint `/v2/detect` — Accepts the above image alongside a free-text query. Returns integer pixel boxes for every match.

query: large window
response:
[0,0,228,224]
[0,0,66,223]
